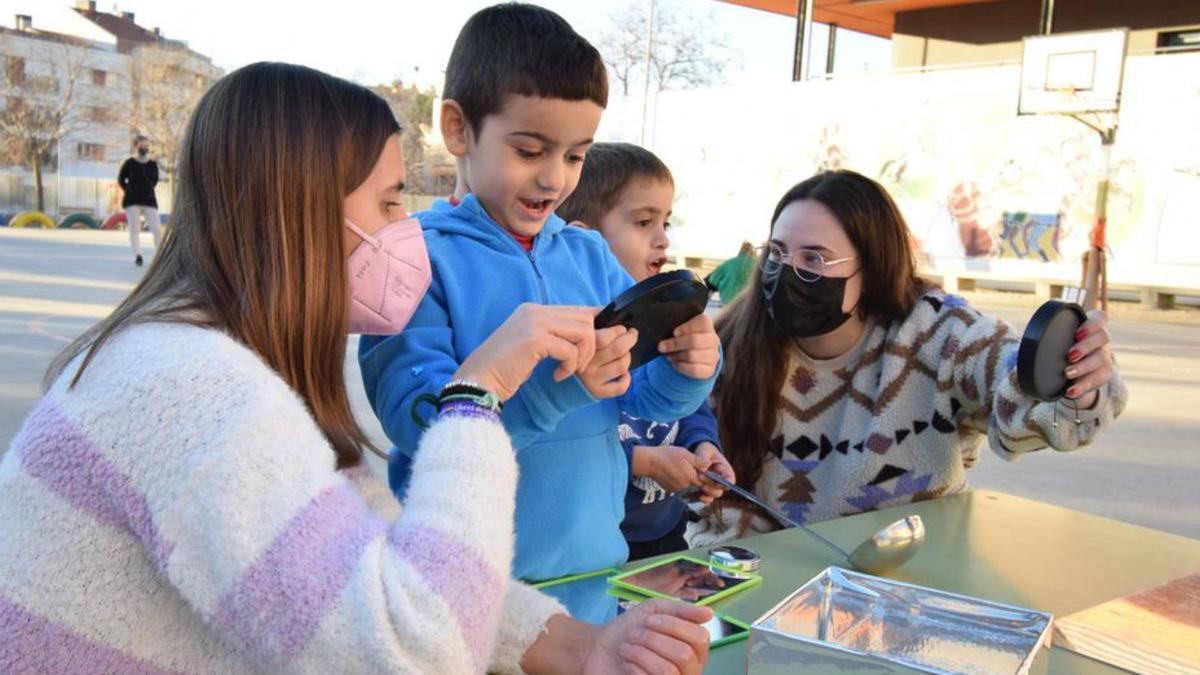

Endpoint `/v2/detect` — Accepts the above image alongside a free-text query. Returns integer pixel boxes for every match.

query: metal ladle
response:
[702,470,925,576]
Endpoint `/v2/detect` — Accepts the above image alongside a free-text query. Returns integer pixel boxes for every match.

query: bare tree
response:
[0,39,88,213]
[599,0,735,95]
[372,80,439,194]
[597,7,646,97]
[127,45,219,203]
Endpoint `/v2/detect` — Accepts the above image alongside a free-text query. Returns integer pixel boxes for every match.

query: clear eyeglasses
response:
[756,242,856,283]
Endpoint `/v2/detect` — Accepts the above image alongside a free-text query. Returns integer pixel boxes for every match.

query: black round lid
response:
[594,269,709,369]
[1017,299,1087,402]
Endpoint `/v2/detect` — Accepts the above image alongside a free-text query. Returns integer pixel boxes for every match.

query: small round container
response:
[1018,299,1087,401]
[709,545,761,579]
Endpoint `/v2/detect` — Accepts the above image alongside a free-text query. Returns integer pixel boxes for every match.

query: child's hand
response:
[658,313,720,380]
[579,326,638,399]
[454,303,597,401]
[631,445,702,493]
[694,442,735,505]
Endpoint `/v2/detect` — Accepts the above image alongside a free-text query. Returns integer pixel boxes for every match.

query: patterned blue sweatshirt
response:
[619,402,721,543]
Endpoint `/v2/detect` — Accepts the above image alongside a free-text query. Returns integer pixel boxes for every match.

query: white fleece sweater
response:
[0,322,564,674]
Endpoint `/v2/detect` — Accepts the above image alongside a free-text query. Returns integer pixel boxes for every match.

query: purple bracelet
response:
[438,400,502,424]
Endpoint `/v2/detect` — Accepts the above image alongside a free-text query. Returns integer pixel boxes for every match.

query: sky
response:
[0,0,891,91]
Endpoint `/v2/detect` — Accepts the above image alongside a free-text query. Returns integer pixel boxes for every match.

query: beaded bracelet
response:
[438,379,503,414]
[410,380,504,429]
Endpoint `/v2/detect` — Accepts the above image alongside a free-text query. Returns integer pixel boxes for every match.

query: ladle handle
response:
[701,470,850,561]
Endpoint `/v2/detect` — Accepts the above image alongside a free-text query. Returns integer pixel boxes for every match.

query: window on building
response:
[76,142,106,162]
[6,56,25,85]
[1158,29,1200,54]
[27,74,59,94]
[88,106,110,123]
[92,69,107,86]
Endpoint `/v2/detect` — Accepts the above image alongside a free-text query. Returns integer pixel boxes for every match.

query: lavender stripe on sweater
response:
[390,525,505,671]
[211,483,388,668]
[14,400,174,570]
[0,596,182,675]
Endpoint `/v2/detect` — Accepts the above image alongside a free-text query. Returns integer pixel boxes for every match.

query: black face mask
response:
[137,148,149,158]
[762,261,854,338]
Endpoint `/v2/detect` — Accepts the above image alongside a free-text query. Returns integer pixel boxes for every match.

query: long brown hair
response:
[715,170,927,497]
[46,62,401,468]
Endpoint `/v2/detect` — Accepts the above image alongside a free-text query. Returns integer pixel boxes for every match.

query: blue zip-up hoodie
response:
[619,402,721,544]
[358,194,719,588]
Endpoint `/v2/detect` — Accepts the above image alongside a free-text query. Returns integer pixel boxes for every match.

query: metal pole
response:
[55,138,62,220]
[1082,129,1115,312]
[826,24,838,75]
[791,0,813,81]
[1039,0,1055,35]
[639,0,656,145]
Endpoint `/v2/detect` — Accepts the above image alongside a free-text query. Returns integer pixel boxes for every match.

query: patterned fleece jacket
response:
[0,322,564,674]
[688,291,1128,546]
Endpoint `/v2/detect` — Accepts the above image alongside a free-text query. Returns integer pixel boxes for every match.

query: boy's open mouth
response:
[518,198,553,218]
[647,256,667,275]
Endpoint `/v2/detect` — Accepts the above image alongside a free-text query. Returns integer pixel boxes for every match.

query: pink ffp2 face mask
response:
[344,217,431,335]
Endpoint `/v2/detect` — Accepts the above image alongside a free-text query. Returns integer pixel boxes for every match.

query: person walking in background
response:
[117,135,161,266]
[705,241,756,305]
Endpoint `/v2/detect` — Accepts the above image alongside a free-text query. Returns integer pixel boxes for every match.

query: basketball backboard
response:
[1019,29,1129,116]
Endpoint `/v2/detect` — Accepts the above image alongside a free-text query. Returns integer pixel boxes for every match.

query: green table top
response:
[617,489,1200,674]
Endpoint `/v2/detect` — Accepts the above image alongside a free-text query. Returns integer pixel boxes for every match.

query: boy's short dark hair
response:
[444,3,608,135]
[557,142,673,227]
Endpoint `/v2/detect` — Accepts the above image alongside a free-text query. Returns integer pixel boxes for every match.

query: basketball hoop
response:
[1051,84,1078,106]
[1018,29,1129,312]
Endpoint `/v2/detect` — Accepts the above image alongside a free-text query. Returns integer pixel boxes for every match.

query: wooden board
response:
[1053,573,1200,674]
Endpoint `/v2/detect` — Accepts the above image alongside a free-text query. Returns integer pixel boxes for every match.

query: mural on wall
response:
[602,51,1199,289]
[814,125,848,173]
[948,182,995,258]
[997,212,1062,262]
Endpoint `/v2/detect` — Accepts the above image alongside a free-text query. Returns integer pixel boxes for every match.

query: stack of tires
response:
[2,211,161,231]
[58,213,101,229]
[8,211,56,229]
[101,212,127,230]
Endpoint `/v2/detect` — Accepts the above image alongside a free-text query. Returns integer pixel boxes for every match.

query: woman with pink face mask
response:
[0,63,713,675]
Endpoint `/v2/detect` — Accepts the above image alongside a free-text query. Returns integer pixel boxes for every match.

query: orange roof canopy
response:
[718,0,1002,38]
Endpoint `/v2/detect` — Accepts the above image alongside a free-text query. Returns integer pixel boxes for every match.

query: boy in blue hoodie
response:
[358,4,720,608]
[557,143,737,561]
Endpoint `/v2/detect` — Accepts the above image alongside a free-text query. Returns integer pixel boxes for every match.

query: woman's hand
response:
[521,602,712,675]
[586,600,712,675]
[453,304,598,401]
[1064,310,1115,409]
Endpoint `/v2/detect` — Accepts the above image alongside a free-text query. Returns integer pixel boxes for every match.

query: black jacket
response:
[118,158,159,209]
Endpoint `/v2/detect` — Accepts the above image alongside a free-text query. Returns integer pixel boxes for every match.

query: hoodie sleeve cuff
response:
[645,345,722,405]
[505,359,597,434]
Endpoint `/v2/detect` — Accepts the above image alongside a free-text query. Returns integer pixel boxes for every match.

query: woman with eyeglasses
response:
[688,170,1127,546]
